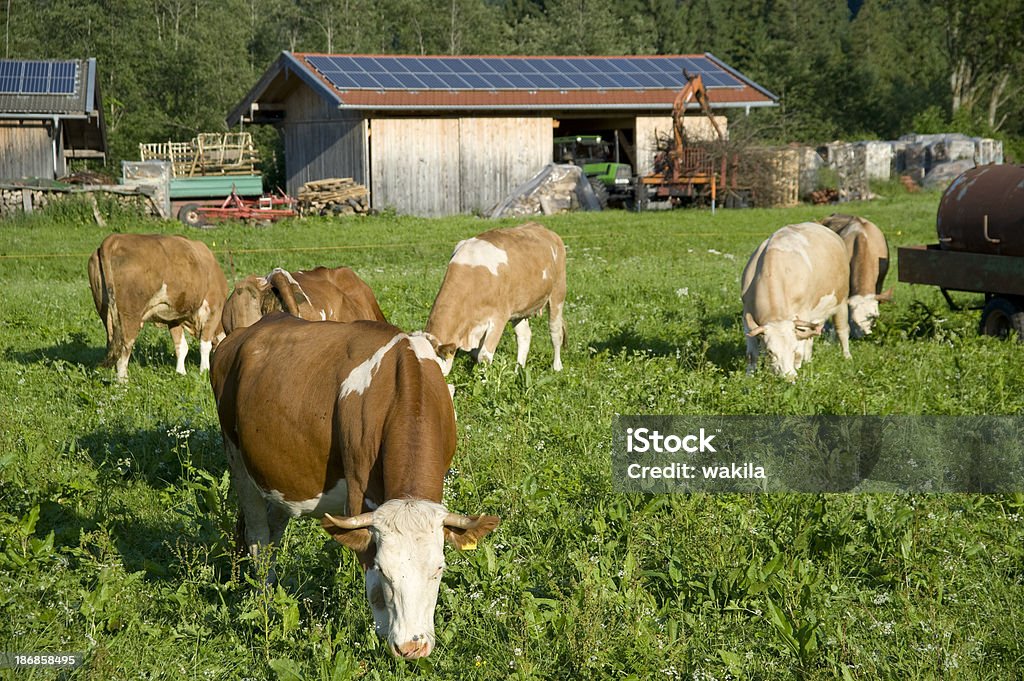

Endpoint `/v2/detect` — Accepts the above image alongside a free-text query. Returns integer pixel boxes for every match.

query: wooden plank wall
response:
[458,117,552,215]
[0,123,54,181]
[370,118,460,218]
[370,116,552,217]
[282,88,367,197]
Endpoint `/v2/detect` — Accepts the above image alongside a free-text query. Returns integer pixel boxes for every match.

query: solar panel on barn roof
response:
[0,60,79,95]
[303,55,743,92]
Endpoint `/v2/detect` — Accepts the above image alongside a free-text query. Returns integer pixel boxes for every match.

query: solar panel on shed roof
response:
[0,59,79,95]
[304,55,743,92]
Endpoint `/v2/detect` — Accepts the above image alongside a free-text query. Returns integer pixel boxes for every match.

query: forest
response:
[2,0,1023,174]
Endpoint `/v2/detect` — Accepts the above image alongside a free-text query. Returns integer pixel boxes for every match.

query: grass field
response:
[2,189,1023,679]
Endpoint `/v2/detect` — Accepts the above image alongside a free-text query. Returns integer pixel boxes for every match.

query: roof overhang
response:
[228,52,342,127]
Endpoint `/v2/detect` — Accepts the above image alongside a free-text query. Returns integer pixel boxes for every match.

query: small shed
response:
[228,52,776,217]
[0,58,107,181]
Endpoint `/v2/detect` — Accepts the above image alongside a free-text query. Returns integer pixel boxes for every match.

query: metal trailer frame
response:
[897,244,1024,338]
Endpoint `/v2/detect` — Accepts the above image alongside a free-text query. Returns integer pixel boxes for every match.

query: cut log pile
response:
[297,178,370,216]
[489,164,596,218]
[808,188,840,204]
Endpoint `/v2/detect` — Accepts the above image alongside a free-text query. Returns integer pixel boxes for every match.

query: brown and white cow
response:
[210,313,499,659]
[818,214,893,337]
[741,222,852,379]
[423,222,566,375]
[87,233,227,381]
[221,266,386,334]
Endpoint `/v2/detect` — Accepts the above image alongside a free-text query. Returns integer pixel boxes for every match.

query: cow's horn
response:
[794,319,821,334]
[744,312,766,337]
[323,512,374,529]
[443,513,477,529]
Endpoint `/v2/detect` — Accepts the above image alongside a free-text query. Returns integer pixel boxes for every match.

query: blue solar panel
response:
[416,73,447,89]
[303,54,747,92]
[0,61,23,92]
[0,60,81,95]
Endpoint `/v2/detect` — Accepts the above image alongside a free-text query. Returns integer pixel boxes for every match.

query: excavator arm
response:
[672,70,724,152]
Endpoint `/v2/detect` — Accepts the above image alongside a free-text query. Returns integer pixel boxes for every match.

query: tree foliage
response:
[2,0,1021,171]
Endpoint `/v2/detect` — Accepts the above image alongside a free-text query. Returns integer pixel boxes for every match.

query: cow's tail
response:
[92,240,124,367]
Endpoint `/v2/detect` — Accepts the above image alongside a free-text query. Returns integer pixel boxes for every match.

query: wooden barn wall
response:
[370,118,460,218]
[282,87,366,197]
[634,115,729,177]
[457,117,552,215]
[0,123,54,180]
[369,116,551,217]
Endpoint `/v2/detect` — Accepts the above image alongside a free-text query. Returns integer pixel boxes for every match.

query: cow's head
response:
[222,275,274,334]
[222,270,314,334]
[748,318,821,380]
[848,289,893,337]
[322,499,499,659]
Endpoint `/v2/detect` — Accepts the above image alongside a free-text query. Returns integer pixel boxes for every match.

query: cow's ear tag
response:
[461,539,477,551]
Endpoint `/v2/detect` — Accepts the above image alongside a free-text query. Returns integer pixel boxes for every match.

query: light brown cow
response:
[211,313,499,659]
[742,222,852,379]
[424,222,566,375]
[87,233,227,381]
[221,266,386,334]
[819,214,893,336]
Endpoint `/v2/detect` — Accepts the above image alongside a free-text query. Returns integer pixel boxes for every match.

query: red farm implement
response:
[177,187,297,227]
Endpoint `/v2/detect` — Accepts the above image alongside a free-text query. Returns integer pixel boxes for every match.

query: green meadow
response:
[2,188,1023,679]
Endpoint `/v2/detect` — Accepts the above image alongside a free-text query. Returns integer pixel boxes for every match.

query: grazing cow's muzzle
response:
[322,499,500,660]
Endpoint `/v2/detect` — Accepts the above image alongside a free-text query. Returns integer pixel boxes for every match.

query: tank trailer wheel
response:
[979,296,1024,341]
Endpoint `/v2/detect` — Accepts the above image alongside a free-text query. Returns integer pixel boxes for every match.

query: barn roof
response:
[229,51,777,124]
[0,58,106,155]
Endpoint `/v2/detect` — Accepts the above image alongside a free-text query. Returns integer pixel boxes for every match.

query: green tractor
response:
[553,135,635,208]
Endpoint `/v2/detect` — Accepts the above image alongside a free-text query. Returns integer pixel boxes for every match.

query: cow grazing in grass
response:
[819,214,893,337]
[210,313,499,659]
[87,233,227,381]
[741,222,852,379]
[423,222,566,375]
[221,266,386,334]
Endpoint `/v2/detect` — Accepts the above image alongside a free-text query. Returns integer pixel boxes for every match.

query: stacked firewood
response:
[808,188,839,204]
[297,178,370,216]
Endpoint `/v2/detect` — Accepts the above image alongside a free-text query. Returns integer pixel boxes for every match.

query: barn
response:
[228,52,776,217]
[0,58,107,181]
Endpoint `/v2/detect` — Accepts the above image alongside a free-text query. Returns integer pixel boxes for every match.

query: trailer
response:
[136,132,268,223]
[898,164,1024,339]
[177,187,296,228]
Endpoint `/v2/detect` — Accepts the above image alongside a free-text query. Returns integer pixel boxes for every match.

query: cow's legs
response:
[796,338,813,368]
[170,325,188,375]
[225,440,270,558]
[512,318,532,367]
[267,506,292,548]
[476,317,507,364]
[833,309,852,359]
[108,313,142,381]
[199,339,213,373]
[745,336,760,374]
[547,300,565,372]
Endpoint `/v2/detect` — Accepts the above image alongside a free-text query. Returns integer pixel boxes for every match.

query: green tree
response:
[940,0,1024,132]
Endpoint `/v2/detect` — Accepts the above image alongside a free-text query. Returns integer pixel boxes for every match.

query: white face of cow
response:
[760,322,800,379]
[848,295,880,338]
[365,500,447,659]
[322,499,500,660]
